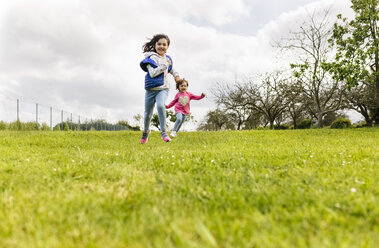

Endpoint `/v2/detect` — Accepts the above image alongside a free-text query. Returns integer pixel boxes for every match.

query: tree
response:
[53,124,61,131]
[64,122,70,131]
[245,71,289,129]
[151,113,161,130]
[166,110,177,123]
[243,110,266,129]
[280,10,345,128]
[213,82,251,130]
[343,82,376,126]
[326,0,379,124]
[133,114,143,128]
[197,108,233,131]
[118,120,140,131]
[282,78,308,129]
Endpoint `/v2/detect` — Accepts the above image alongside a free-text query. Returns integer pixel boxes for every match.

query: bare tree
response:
[282,77,308,128]
[244,110,266,129]
[213,82,251,130]
[197,108,234,131]
[245,71,289,129]
[278,10,345,127]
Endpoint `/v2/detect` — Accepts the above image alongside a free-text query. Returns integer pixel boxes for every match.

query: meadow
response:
[0,129,378,248]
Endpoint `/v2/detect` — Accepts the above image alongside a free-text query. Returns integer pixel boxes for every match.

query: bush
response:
[64,123,70,131]
[298,119,312,129]
[9,121,22,130]
[23,122,40,131]
[0,121,7,130]
[274,124,290,130]
[256,126,269,130]
[331,118,352,129]
[40,123,51,131]
[352,121,372,128]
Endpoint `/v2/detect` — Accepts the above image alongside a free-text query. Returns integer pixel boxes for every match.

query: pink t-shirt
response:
[166,91,204,115]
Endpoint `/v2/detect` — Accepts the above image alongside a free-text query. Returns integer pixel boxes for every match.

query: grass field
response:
[0,129,378,247]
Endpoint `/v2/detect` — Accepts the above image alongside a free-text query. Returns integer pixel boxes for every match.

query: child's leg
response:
[155,89,169,135]
[143,90,156,131]
[173,113,184,132]
[176,114,187,132]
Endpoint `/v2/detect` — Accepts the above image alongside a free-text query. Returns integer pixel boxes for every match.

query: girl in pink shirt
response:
[166,79,205,137]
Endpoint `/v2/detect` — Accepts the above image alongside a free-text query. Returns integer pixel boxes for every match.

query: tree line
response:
[0,119,132,131]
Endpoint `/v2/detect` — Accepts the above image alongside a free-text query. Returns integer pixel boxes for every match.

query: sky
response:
[0,0,358,129]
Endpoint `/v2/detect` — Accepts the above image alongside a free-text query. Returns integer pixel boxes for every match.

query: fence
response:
[0,93,128,131]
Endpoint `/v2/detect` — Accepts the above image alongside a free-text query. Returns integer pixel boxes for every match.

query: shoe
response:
[140,130,150,144]
[162,133,171,142]
[170,131,177,138]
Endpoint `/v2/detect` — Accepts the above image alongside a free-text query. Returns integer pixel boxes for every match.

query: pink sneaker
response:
[162,134,171,142]
[140,130,150,144]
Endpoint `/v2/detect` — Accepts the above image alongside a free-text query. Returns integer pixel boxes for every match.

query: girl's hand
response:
[166,58,172,66]
[174,76,181,83]
[165,105,168,109]
[201,93,206,97]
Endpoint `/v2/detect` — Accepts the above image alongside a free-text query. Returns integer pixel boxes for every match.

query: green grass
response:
[0,129,378,248]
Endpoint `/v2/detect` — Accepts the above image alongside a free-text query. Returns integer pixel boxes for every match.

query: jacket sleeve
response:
[189,92,205,101]
[166,95,179,109]
[142,55,170,78]
[147,63,169,78]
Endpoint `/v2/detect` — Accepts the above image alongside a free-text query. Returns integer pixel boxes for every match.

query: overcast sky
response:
[0,0,356,129]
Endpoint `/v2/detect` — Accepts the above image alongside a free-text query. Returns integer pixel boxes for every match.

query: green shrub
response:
[352,121,371,128]
[22,122,40,131]
[41,123,51,131]
[0,121,7,130]
[331,118,352,129]
[298,119,312,129]
[256,126,267,130]
[9,121,22,130]
[274,124,290,130]
[64,123,70,131]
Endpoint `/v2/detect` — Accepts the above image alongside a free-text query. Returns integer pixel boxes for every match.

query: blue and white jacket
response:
[140,52,179,90]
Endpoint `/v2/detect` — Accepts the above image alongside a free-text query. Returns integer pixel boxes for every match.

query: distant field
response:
[0,129,378,247]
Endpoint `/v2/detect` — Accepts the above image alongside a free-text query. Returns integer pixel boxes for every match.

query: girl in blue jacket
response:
[140,34,181,143]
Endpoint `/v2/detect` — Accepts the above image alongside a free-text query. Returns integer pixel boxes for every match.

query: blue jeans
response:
[173,113,187,132]
[144,89,168,133]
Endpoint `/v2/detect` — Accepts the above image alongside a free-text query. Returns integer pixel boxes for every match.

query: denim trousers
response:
[144,89,168,133]
[173,112,187,132]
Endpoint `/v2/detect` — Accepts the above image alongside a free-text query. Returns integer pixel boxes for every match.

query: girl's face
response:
[179,82,188,93]
[155,38,169,56]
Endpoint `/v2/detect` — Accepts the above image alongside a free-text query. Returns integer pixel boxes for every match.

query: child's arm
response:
[167,56,180,81]
[146,56,172,78]
[169,67,180,82]
[189,92,206,100]
[166,95,179,109]
[147,63,169,78]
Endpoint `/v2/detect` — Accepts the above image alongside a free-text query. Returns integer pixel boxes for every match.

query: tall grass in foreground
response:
[0,129,378,247]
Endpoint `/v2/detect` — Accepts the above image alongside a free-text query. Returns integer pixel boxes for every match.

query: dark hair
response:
[142,34,170,53]
[176,79,188,90]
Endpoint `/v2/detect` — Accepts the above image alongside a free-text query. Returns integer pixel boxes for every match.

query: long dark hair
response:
[142,34,170,53]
